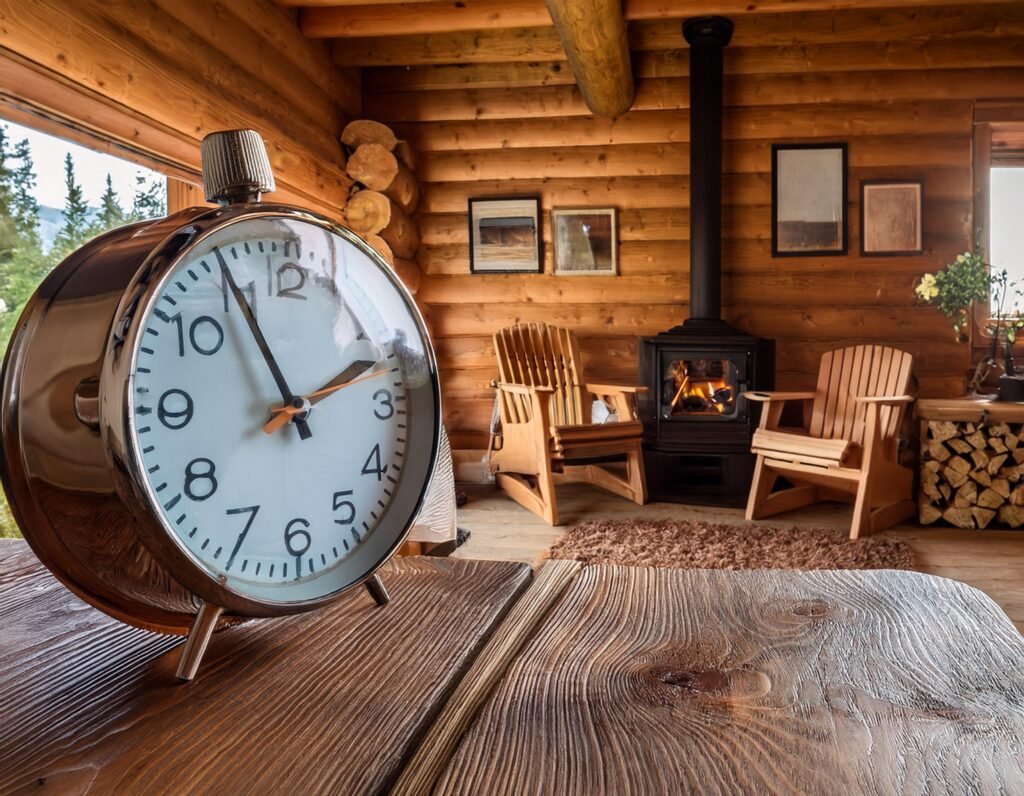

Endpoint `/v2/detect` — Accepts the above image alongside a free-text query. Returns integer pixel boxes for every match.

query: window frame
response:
[972,104,1024,353]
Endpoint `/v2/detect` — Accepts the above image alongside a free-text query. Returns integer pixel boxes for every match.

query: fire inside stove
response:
[662,358,739,418]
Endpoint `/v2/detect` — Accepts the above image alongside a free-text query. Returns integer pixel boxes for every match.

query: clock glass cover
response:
[127,215,438,605]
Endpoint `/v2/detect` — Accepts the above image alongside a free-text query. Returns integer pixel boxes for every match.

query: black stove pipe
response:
[682,16,733,323]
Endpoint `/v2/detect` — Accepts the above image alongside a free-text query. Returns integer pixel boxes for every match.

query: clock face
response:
[126,214,438,607]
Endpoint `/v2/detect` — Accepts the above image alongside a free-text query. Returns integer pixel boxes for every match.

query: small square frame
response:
[551,207,618,276]
[859,179,924,256]
[468,196,542,274]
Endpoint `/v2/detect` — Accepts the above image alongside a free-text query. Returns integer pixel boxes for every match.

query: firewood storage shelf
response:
[917,398,1024,529]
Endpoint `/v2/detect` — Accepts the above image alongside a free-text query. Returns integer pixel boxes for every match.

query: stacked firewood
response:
[920,419,1024,528]
[340,120,421,294]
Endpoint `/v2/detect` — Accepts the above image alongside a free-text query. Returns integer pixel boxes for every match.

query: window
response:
[0,120,166,348]
[990,167,1024,312]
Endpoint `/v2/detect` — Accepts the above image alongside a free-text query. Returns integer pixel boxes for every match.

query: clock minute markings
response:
[213,245,312,441]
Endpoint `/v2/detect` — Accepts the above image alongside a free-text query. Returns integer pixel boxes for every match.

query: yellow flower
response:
[915,273,939,301]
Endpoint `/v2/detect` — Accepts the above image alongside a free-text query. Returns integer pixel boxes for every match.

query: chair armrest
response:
[743,391,816,403]
[496,382,554,397]
[852,395,914,405]
[585,383,649,395]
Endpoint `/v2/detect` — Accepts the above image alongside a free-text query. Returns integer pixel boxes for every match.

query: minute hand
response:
[214,246,312,441]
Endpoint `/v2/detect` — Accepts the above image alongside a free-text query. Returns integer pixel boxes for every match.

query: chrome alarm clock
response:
[0,130,440,680]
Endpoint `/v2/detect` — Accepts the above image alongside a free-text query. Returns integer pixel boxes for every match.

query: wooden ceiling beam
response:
[544,0,633,118]
[335,3,1024,65]
[302,0,551,38]
[625,0,1022,19]
[301,0,1020,38]
[280,0,438,6]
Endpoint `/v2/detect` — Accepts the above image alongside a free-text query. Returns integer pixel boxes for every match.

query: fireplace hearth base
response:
[642,449,756,508]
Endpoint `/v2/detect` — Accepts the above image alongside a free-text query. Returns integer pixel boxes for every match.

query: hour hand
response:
[262,360,382,435]
[306,360,376,407]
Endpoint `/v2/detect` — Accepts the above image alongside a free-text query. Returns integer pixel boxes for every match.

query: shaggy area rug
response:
[542,519,915,571]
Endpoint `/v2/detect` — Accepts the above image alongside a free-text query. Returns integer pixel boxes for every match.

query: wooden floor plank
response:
[0,541,531,795]
[454,483,1024,632]
[435,565,1024,794]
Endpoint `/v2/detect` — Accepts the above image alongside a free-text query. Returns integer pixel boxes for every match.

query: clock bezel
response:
[101,204,441,617]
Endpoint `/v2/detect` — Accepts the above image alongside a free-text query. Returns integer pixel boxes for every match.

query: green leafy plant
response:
[918,253,1024,393]
[915,252,990,340]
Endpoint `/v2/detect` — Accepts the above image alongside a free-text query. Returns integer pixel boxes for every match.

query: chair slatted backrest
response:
[494,323,590,429]
[809,345,913,446]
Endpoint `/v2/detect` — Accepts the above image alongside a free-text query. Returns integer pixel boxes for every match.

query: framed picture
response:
[551,207,618,276]
[468,197,542,273]
[860,179,923,256]
[771,143,848,256]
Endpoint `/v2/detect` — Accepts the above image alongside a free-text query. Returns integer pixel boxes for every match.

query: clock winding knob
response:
[201,129,276,206]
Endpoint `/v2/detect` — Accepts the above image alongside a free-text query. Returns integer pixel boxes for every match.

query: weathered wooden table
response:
[3,540,1024,795]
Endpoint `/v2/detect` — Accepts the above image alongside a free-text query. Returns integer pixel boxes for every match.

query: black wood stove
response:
[637,16,775,506]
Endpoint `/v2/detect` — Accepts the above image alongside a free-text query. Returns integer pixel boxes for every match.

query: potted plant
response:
[915,252,1024,401]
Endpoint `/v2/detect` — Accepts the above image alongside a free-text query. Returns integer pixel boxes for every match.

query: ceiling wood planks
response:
[294,0,1023,40]
[302,0,553,38]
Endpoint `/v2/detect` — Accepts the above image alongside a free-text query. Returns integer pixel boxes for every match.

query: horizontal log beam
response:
[302,0,1020,38]
[413,135,969,182]
[1,0,351,208]
[365,68,1024,122]
[395,101,974,152]
[418,200,969,247]
[432,334,966,373]
[624,0,1022,21]
[302,0,552,37]
[416,168,971,213]
[335,3,1024,64]
[365,37,1024,91]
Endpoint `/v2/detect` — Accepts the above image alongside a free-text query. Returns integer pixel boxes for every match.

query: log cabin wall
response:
[0,0,360,217]
[352,2,1024,451]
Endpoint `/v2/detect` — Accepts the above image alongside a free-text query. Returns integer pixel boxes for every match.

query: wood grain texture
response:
[302,0,553,38]
[0,0,354,213]
[392,558,582,795]
[435,564,1024,794]
[544,0,633,118]
[0,541,531,795]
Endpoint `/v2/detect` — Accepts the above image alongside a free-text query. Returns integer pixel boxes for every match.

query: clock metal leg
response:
[365,573,390,607]
[176,601,224,682]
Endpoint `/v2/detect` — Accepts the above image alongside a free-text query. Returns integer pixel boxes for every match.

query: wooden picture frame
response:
[860,179,924,256]
[551,207,618,276]
[468,196,542,273]
[771,143,848,257]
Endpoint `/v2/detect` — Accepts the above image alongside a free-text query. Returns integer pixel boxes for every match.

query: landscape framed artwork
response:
[551,207,618,276]
[860,179,924,256]
[468,196,542,273]
[771,143,848,257]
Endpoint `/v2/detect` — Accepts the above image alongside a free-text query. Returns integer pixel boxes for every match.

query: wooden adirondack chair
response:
[745,345,915,540]
[489,323,647,525]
